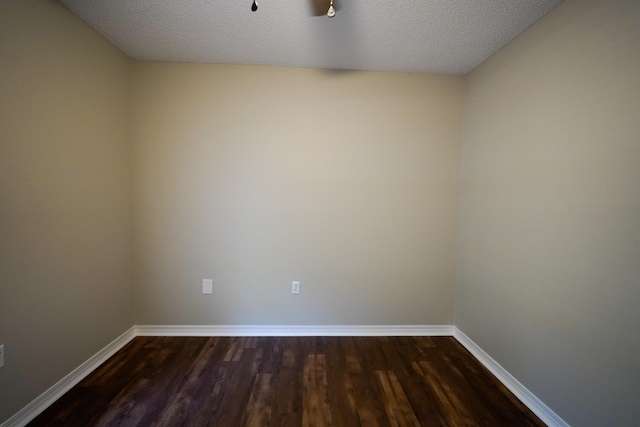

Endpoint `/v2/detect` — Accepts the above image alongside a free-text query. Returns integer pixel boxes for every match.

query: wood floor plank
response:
[244,373,277,427]
[346,339,396,426]
[323,338,361,427]
[151,338,223,426]
[376,370,421,427]
[28,336,546,427]
[92,378,151,427]
[413,360,475,427]
[223,337,245,362]
[258,336,283,374]
[302,354,333,427]
[272,366,302,424]
[209,347,264,426]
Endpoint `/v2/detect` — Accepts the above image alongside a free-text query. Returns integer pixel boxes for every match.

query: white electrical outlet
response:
[0,345,4,369]
[202,279,213,294]
[291,281,300,294]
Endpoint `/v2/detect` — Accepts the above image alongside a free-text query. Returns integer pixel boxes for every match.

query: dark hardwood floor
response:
[29,336,545,426]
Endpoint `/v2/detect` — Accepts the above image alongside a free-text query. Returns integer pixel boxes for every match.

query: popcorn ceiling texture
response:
[59,0,563,74]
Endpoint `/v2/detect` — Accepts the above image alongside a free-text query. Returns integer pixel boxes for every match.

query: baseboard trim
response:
[453,327,569,427]
[1,327,136,427]
[134,324,455,337]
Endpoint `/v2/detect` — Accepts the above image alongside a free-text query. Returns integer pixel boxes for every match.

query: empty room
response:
[1,0,638,426]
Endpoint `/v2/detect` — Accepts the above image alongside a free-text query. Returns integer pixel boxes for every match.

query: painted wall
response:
[6,0,639,425]
[455,0,640,426]
[0,0,133,422]
[132,63,463,326]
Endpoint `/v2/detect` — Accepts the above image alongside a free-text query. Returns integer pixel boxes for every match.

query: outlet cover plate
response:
[292,281,300,294]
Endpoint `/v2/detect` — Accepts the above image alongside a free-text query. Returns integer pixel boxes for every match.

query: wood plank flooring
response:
[28,336,545,426]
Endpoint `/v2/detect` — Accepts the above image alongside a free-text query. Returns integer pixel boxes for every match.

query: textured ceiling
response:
[58,0,563,75]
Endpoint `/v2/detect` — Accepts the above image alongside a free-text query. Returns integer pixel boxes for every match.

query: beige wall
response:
[5,0,639,424]
[0,0,133,422]
[455,0,640,426]
[132,63,463,325]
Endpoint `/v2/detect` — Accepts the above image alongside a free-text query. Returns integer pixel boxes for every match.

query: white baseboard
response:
[135,324,455,337]
[1,327,136,427]
[453,327,569,427]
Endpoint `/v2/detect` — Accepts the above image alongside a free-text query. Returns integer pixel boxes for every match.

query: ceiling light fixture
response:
[250,0,335,17]
[327,0,336,17]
